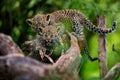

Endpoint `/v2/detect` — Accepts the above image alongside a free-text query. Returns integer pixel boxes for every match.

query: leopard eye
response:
[38,27,42,32]
[51,34,54,37]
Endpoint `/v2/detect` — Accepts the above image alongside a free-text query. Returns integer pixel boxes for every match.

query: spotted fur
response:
[26,14,64,47]
[26,9,117,47]
[52,10,117,35]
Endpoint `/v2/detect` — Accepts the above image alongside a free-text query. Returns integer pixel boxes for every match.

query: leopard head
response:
[26,14,64,47]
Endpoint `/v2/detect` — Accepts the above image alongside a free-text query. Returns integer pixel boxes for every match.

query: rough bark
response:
[97,16,108,79]
[0,33,81,80]
[104,63,120,80]
[97,16,120,80]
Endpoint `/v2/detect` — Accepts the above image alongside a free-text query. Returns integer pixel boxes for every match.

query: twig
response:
[97,16,108,79]
[104,63,120,80]
[112,44,120,54]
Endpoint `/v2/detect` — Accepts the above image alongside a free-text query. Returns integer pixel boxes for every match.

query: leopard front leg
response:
[24,39,54,63]
[36,39,55,63]
[38,49,54,64]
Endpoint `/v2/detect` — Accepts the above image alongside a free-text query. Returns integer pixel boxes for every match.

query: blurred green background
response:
[0,0,120,80]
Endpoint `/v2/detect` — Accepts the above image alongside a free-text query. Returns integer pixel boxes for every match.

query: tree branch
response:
[112,44,120,54]
[0,33,24,56]
[97,16,108,79]
[104,63,120,80]
[0,33,81,80]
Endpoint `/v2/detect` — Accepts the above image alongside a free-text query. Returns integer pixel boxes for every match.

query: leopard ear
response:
[26,18,38,30]
[26,18,38,26]
[46,14,50,21]
[26,18,33,25]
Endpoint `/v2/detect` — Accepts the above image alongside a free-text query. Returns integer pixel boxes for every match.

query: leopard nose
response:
[44,40,53,46]
[46,35,51,40]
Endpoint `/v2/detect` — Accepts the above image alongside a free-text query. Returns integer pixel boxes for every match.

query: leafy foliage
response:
[0,0,120,80]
